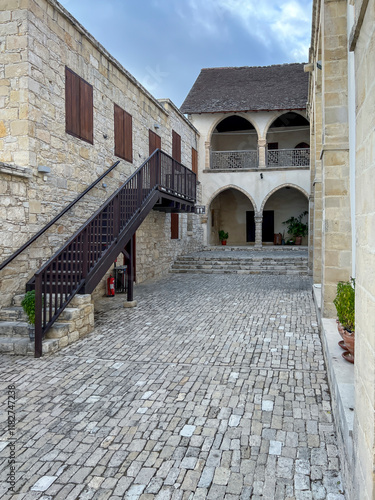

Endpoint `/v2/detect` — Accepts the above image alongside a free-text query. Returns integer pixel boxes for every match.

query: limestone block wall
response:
[135,208,204,284]
[319,0,352,318]
[352,0,375,498]
[0,0,201,308]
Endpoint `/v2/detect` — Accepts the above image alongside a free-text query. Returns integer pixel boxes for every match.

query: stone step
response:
[0,321,30,337]
[0,306,27,322]
[0,337,60,356]
[170,268,308,275]
[171,261,308,268]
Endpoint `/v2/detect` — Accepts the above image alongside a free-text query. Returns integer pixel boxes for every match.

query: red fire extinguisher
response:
[107,275,115,297]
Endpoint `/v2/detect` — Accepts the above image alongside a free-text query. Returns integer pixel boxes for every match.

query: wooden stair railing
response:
[0,161,120,271]
[33,149,196,357]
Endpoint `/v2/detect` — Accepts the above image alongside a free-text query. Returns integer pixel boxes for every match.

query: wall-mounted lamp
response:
[154,123,160,129]
[260,173,263,179]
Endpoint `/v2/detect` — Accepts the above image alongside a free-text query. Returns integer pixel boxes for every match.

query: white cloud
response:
[185,0,311,61]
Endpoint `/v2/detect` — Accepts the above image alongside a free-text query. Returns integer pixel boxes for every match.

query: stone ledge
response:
[313,284,354,500]
[0,162,32,179]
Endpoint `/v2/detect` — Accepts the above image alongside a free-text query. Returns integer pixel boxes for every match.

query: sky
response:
[59,0,313,108]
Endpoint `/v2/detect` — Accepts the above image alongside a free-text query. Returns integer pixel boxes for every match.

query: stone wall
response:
[352,0,375,497]
[0,0,202,308]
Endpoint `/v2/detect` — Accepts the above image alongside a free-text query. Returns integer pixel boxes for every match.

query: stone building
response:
[0,0,202,353]
[307,0,375,498]
[180,64,311,248]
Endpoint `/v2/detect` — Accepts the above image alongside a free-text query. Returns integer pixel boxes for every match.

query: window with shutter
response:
[172,130,181,163]
[149,130,161,156]
[114,104,133,162]
[171,213,179,239]
[192,147,198,177]
[65,67,93,144]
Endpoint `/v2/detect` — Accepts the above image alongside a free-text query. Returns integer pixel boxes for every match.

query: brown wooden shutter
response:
[149,130,161,156]
[124,111,133,163]
[80,78,93,144]
[65,67,93,143]
[192,147,198,177]
[65,67,80,138]
[114,104,124,159]
[171,213,179,239]
[114,105,132,162]
[172,130,181,163]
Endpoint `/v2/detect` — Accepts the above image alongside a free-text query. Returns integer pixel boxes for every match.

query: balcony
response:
[210,148,310,170]
[210,150,258,170]
[266,148,310,168]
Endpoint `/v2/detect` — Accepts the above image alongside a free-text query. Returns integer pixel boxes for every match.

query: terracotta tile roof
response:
[180,63,308,114]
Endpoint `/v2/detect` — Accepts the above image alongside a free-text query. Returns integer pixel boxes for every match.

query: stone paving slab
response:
[0,274,345,499]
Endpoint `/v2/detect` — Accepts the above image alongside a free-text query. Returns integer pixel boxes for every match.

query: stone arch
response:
[207,184,258,213]
[260,183,309,214]
[263,110,309,140]
[207,113,261,144]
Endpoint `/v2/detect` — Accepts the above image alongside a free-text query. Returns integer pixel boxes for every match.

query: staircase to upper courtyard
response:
[0,150,196,357]
[170,247,309,275]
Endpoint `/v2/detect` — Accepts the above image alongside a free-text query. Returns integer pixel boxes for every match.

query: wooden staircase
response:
[0,150,196,357]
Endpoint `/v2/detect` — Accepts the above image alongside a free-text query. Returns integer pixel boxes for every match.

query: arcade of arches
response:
[208,187,308,246]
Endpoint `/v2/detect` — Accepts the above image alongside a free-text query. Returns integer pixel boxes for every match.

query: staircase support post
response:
[35,275,43,358]
[126,238,134,303]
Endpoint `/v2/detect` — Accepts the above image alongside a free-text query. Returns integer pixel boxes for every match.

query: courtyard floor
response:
[0,273,345,499]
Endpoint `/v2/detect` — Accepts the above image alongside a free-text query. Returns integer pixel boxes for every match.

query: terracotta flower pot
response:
[221,240,227,245]
[342,329,355,357]
[295,236,302,245]
[336,320,345,339]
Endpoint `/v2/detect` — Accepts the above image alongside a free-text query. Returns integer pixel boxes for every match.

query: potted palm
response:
[21,290,36,341]
[333,278,355,363]
[282,211,308,245]
[218,230,228,245]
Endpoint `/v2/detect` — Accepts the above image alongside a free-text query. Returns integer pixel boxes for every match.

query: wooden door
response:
[246,211,255,242]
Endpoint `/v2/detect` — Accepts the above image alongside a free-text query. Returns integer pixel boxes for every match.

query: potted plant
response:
[218,230,228,245]
[21,290,36,341]
[333,278,355,363]
[282,211,308,245]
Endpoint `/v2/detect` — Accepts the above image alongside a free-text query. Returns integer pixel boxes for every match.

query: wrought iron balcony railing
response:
[210,150,258,170]
[267,148,310,168]
[210,148,310,170]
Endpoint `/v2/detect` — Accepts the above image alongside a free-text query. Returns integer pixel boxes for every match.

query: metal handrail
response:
[34,149,196,357]
[0,160,120,271]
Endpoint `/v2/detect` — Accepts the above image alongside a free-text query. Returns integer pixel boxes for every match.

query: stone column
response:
[258,139,266,168]
[311,78,323,284]
[205,141,211,170]
[320,0,351,319]
[254,215,263,248]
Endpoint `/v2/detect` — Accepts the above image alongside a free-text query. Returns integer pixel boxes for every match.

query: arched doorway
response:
[209,188,255,245]
[262,186,309,244]
[211,115,258,170]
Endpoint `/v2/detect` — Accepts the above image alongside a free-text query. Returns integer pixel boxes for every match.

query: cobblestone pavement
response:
[0,274,346,499]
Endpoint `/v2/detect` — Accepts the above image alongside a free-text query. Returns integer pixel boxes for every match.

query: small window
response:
[171,213,179,239]
[268,142,278,150]
[65,67,93,144]
[192,147,198,177]
[114,104,133,162]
